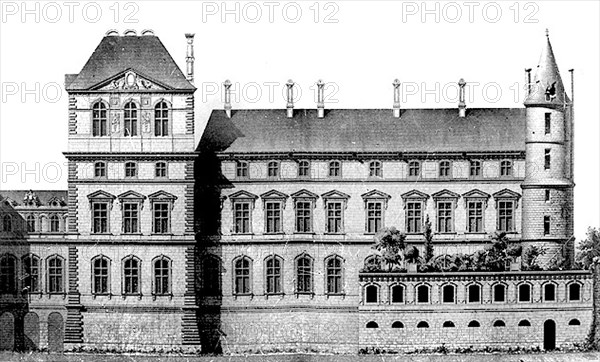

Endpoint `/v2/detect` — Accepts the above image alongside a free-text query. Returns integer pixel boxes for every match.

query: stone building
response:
[0,30,593,354]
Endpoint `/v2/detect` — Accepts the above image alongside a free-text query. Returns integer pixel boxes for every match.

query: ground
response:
[1,352,600,362]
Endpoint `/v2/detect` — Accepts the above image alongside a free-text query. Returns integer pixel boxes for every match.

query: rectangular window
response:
[544,215,551,235]
[437,201,453,233]
[47,258,63,293]
[123,203,139,234]
[295,201,312,233]
[234,202,250,234]
[265,202,282,233]
[545,189,551,202]
[155,162,167,178]
[545,113,551,134]
[544,149,551,170]
[92,202,109,234]
[153,202,170,234]
[406,201,423,233]
[467,201,483,233]
[366,201,383,233]
[326,202,343,233]
[497,201,514,232]
[23,257,39,293]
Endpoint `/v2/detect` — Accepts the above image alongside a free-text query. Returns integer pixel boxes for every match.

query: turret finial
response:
[545,28,549,38]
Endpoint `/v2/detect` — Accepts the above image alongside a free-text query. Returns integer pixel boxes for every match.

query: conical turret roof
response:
[525,30,570,108]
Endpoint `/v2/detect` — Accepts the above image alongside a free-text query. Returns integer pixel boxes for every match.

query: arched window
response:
[493,320,506,327]
[123,101,138,136]
[439,161,451,177]
[569,283,581,301]
[470,160,482,177]
[366,321,378,329]
[295,255,313,294]
[0,254,17,293]
[468,320,480,328]
[236,161,249,178]
[568,319,581,326]
[369,161,382,177]
[468,284,481,303]
[26,215,36,233]
[365,285,379,304]
[265,255,282,294]
[155,162,167,178]
[518,319,531,327]
[92,256,110,295]
[417,321,429,328]
[153,255,171,295]
[125,162,137,178]
[442,284,455,303]
[267,161,279,178]
[92,101,108,136]
[442,321,455,328]
[518,283,532,302]
[22,254,40,293]
[200,255,220,296]
[544,283,556,301]
[408,161,420,177]
[417,284,430,303]
[122,256,141,295]
[2,215,12,232]
[328,161,341,177]
[325,256,343,295]
[47,255,64,293]
[500,160,513,177]
[391,285,405,303]
[49,215,60,233]
[234,256,252,295]
[94,161,106,178]
[391,321,404,328]
[298,160,310,178]
[493,284,506,302]
[154,101,169,136]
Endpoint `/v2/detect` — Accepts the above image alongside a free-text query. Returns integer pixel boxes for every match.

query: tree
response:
[404,246,420,264]
[576,227,600,269]
[423,215,434,262]
[372,227,406,271]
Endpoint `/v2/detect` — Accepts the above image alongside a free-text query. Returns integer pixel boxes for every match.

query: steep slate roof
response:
[525,34,569,107]
[0,190,68,207]
[199,108,526,154]
[66,35,194,91]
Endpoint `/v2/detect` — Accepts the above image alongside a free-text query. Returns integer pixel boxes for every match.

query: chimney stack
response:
[286,80,295,118]
[185,33,195,84]
[525,68,532,96]
[223,79,232,118]
[393,79,401,118]
[458,78,466,118]
[317,79,325,118]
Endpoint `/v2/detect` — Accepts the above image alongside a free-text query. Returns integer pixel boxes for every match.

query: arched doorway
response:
[47,312,63,353]
[24,312,40,351]
[0,312,15,350]
[543,319,556,350]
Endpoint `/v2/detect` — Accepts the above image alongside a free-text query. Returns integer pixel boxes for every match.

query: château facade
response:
[0,29,593,354]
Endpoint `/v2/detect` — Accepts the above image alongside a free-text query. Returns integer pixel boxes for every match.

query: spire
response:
[524,30,569,107]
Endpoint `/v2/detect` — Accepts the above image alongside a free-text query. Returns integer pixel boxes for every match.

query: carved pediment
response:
[290,189,319,200]
[94,69,168,91]
[47,196,66,207]
[462,189,491,200]
[400,189,429,200]
[321,190,351,200]
[118,190,147,201]
[148,190,178,201]
[87,190,116,201]
[432,189,461,199]
[493,189,521,200]
[260,190,289,200]
[229,190,258,200]
[361,190,391,200]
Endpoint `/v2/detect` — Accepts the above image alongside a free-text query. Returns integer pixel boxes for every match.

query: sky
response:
[0,1,598,241]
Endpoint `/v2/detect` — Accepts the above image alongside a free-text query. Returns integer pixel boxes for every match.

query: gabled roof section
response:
[321,190,350,199]
[290,189,319,199]
[148,190,178,200]
[87,190,116,200]
[361,190,391,200]
[66,35,194,91]
[462,189,491,199]
[199,108,526,155]
[260,190,289,200]
[228,190,258,200]
[400,190,429,200]
[432,189,461,199]
[117,190,147,200]
[47,196,67,207]
[0,190,68,208]
[493,189,521,199]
